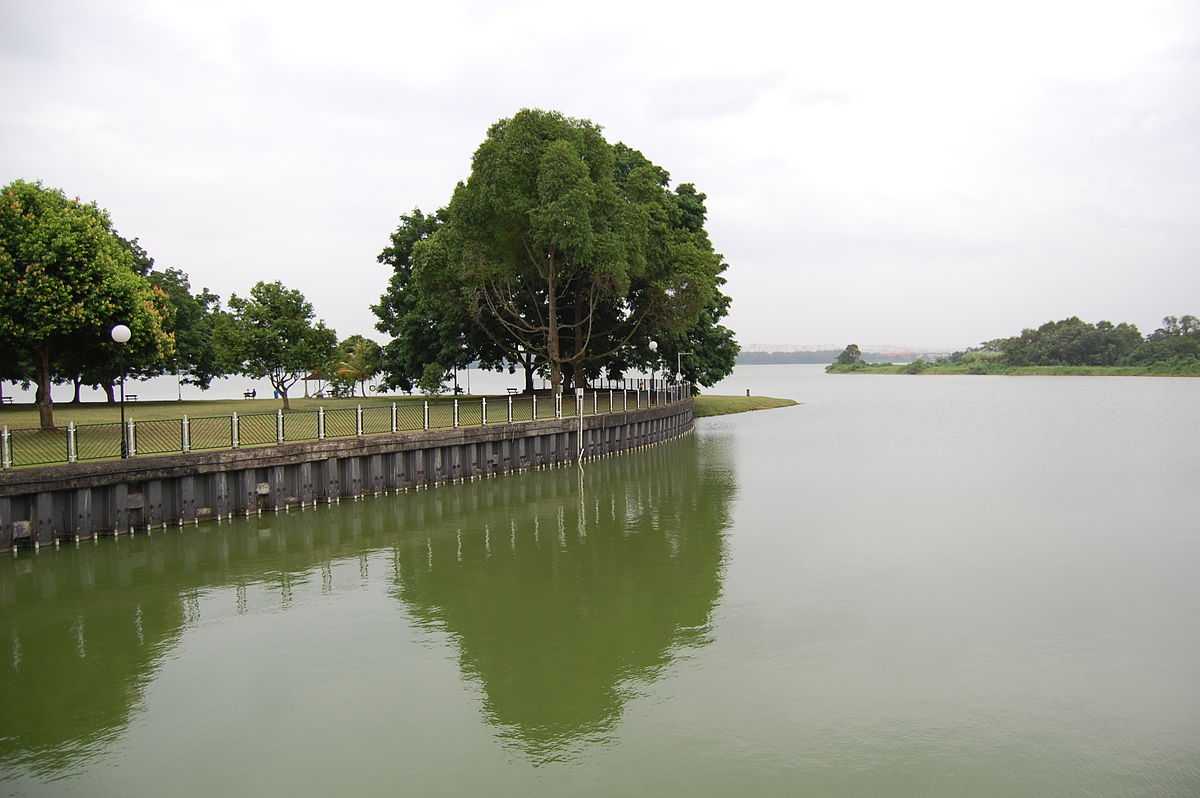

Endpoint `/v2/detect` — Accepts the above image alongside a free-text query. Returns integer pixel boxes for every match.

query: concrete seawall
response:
[0,401,693,549]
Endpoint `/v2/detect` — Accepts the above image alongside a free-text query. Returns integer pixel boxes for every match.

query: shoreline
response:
[694,395,798,417]
[825,364,1200,377]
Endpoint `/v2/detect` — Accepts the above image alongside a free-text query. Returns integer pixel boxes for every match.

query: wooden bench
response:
[0,396,12,404]
[506,387,520,395]
[125,394,139,402]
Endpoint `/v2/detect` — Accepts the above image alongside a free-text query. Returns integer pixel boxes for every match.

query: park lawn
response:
[0,392,624,467]
[693,395,797,417]
[0,394,469,429]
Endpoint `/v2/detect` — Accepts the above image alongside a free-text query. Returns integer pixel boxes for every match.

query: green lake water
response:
[2,365,1199,796]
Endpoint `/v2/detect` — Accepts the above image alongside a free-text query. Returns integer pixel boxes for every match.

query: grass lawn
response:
[0,391,662,468]
[693,395,797,417]
[0,395,434,428]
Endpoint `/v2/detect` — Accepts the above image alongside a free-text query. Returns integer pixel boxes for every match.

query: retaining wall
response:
[0,401,693,549]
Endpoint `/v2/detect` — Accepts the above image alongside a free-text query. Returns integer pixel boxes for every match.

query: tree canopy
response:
[0,180,174,428]
[332,334,383,397]
[836,344,863,365]
[374,109,738,393]
[224,281,337,409]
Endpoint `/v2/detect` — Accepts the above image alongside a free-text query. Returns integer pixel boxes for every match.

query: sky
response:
[2,0,1198,351]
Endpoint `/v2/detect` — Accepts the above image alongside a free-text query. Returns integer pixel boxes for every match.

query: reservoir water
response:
[2,365,1198,796]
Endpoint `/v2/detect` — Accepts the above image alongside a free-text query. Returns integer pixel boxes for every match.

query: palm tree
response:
[334,337,382,397]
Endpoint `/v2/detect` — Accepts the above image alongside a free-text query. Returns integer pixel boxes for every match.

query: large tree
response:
[0,180,173,429]
[224,281,336,409]
[401,109,731,394]
[372,209,514,392]
[148,268,231,391]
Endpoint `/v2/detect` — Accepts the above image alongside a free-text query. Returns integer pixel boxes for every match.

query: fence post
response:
[423,400,430,430]
[231,412,239,448]
[181,415,191,453]
[555,393,562,419]
[318,406,326,439]
[532,394,537,419]
[609,389,613,414]
[1,426,10,469]
[481,397,487,426]
[507,395,513,423]
[453,399,459,428]
[593,391,597,415]
[356,404,363,436]
[277,408,285,443]
[391,402,397,433]
[67,422,77,463]
[127,417,137,456]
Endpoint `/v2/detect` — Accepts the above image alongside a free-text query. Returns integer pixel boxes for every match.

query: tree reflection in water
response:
[0,434,734,774]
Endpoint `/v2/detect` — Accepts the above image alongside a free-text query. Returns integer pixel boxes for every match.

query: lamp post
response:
[677,350,693,382]
[462,343,471,395]
[649,340,658,402]
[111,324,131,458]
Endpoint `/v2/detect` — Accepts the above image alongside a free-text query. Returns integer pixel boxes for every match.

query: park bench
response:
[0,397,12,404]
[125,394,139,401]
[506,387,520,395]
[243,390,256,399]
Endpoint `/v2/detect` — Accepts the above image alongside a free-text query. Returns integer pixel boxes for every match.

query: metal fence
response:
[0,382,690,469]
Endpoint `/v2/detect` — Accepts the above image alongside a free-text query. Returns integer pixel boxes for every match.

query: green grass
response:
[825,363,1200,376]
[0,391,670,468]
[693,395,797,417]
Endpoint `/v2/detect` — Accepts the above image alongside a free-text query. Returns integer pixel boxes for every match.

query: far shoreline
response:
[825,364,1200,377]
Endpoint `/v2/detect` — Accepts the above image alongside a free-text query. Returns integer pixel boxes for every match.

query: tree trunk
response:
[280,386,291,410]
[36,345,55,430]
[547,252,561,393]
[71,376,83,404]
[102,381,116,403]
[523,352,535,393]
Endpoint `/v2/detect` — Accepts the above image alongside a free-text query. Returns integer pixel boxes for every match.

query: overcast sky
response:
[3,0,1197,350]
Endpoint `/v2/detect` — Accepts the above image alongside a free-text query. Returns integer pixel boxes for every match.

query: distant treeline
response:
[827,315,1200,376]
[737,350,899,365]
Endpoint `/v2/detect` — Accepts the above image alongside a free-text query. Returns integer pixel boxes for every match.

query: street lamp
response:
[462,342,471,395]
[677,350,693,382]
[649,340,658,402]
[111,324,131,458]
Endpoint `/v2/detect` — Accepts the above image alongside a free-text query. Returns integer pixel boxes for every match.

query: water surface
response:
[2,366,1198,796]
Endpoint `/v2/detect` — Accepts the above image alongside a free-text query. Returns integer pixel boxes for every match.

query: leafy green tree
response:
[149,267,232,390]
[836,344,863,365]
[224,281,337,409]
[400,109,731,394]
[332,334,383,397]
[373,209,513,392]
[997,317,1142,366]
[0,180,173,429]
[417,362,447,395]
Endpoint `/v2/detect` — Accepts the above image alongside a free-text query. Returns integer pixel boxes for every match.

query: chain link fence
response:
[1,385,690,469]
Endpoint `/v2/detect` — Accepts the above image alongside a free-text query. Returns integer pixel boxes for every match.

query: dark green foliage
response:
[224,281,337,409]
[374,109,738,394]
[993,315,1198,369]
[148,267,231,390]
[836,344,863,365]
[996,317,1143,366]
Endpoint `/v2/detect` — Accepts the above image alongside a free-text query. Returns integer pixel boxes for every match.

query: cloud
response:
[1,0,1198,349]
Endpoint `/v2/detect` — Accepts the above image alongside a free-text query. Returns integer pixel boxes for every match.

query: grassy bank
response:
[826,363,1200,377]
[693,395,797,417]
[0,395,422,428]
